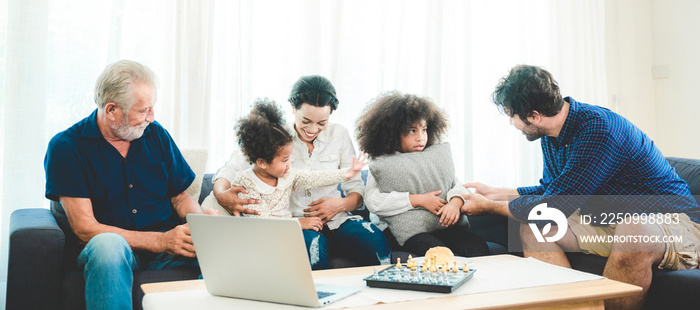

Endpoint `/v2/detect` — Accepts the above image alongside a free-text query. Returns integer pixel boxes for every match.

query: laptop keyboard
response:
[317,291,336,299]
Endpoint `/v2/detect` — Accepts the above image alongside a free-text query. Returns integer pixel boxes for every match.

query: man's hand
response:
[204,208,222,216]
[409,191,447,215]
[437,200,461,227]
[460,192,512,218]
[215,185,261,216]
[159,224,196,258]
[463,182,518,201]
[460,192,491,216]
[299,217,324,232]
[304,198,345,223]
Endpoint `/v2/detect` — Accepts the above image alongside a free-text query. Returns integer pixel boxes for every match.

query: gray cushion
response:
[369,142,465,245]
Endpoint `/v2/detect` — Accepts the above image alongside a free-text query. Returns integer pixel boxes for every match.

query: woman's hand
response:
[304,197,345,223]
[409,191,447,215]
[298,217,324,232]
[437,198,462,227]
[214,184,261,216]
[344,153,369,179]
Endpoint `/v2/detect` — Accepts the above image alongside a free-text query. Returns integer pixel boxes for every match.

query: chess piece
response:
[373,267,379,279]
[463,262,469,272]
[396,257,402,269]
[453,261,458,273]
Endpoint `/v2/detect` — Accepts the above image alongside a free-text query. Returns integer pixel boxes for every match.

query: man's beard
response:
[522,125,546,141]
[111,115,149,141]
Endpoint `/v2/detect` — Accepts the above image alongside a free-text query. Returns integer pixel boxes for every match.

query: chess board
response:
[363,264,476,293]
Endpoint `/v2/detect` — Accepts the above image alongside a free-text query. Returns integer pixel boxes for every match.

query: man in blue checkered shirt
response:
[461,65,700,309]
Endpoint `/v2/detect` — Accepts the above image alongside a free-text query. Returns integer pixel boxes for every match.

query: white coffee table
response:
[142,254,641,309]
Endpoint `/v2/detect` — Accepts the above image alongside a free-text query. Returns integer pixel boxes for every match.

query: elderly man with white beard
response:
[44,60,217,310]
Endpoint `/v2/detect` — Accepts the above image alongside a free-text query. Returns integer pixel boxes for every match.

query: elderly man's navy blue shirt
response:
[45,109,195,232]
[510,97,700,223]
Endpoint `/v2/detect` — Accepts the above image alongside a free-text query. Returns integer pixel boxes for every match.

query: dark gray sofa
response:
[7,157,697,309]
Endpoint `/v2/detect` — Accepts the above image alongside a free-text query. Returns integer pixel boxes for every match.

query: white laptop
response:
[187,214,361,307]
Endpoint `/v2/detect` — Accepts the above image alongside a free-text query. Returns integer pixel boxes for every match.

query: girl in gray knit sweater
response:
[355,91,489,257]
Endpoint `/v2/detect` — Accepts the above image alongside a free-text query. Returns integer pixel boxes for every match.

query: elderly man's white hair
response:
[93,60,157,113]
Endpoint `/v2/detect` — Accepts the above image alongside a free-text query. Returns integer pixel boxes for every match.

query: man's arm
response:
[60,196,196,257]
[170,190,206,218]
[460,192,515,219]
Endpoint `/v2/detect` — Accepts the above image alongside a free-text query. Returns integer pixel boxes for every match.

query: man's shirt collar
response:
[550,96,578,147]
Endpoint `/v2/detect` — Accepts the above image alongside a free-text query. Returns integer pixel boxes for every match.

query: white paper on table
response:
[143,257,604,310]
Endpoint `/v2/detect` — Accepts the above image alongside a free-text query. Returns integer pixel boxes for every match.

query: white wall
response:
[605,0,700,159]
[651,0,700,158]
[605,0,658,139]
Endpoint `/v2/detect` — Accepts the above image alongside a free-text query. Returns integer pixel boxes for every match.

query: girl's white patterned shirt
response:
[231,168,350,218]
[211,123,364,229]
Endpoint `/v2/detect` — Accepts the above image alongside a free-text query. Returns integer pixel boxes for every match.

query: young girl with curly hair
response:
[203,98,368,233]
[356,91,489,257]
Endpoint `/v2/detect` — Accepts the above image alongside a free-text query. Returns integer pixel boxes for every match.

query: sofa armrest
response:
[7,208,66,310]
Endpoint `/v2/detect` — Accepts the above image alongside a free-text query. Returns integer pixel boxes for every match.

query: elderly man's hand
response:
[204,208,222,216]
[215,186,261,216]
[160,224,196,257]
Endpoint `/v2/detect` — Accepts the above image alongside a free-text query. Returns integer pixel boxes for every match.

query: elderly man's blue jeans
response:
[302,219,391,270]
[77,232,198,310]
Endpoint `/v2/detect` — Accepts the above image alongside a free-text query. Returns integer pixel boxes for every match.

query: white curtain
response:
[0,0,607,296]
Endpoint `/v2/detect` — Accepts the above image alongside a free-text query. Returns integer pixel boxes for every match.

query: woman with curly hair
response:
[202,98,367,231]
[356,91,490,257]
[201,75,391,270]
